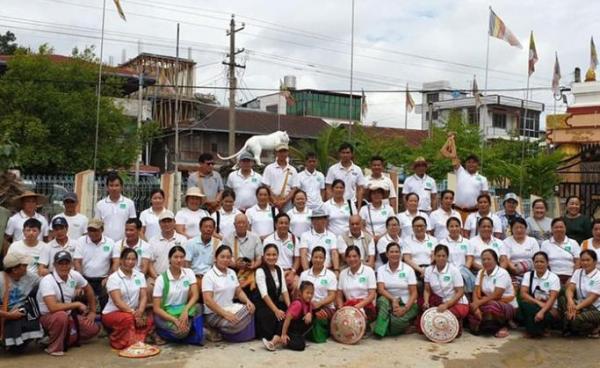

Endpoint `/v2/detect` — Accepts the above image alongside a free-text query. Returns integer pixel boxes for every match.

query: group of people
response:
[1,135,599,357]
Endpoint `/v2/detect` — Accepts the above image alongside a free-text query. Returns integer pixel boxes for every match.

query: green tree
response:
[0,50,139,173]
[0,31,19,55]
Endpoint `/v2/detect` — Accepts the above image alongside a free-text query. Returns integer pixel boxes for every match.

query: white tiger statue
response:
[217,131,290,166]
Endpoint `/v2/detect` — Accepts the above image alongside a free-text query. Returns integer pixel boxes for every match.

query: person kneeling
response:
[152,246,203,345]
[263,281,314,351]
[37,251,100,356]
[102,248,154,349]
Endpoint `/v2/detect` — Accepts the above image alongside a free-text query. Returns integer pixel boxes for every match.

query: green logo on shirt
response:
[251,178,258,183]
[230,275,235,281]
[287,242,294,250]
[183,280,190,288]
[443,275,451,282]
[492,278,497,284]
[543,281,550,288]
[492,242,499,249]
[325,239,331,245]
[134,278,141,286]
[358,276,367,284]
[136,248,142,255]
[320,279,328,286]
[399,272,406,279]
[460,244,467,251]
[120,203,127,209]
[590,280,595,287]
[69,280,75,288]
[103,245,110,252]
[382,211,387,216]
[565,245,571,252]
[426,241,433,249]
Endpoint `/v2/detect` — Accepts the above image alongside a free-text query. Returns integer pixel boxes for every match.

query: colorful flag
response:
[528,31,538,77]
[488,8,522,49]
[552,52,561,96]
[113,0,127,21]
[279,80,295,106]
[405,84,415,113]
[591,36,598,71]
[472,76,482,108]
[361,89,368,118]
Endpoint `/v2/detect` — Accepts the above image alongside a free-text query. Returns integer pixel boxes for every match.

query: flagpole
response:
[482,6,492,172]
[519,74,530,199]
[92,0,107,175]
[404,97,408,130]
[348,0,355,139]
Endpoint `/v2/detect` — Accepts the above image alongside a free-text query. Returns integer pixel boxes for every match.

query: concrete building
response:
[415,80,545,139]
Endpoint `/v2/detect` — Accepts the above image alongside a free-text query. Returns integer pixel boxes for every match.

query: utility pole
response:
[223,15,245,156]
[135,71,143,184]
[174,23,180,173]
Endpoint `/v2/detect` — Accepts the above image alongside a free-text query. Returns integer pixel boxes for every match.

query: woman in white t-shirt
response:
[540,218,581,286]
[375,217,402,269]
[359,185,395,242]
[396,192,431,240]
[518,251,560,337]
[287,190,312,240]
[439,217,475,293]
[336,246,377,322]
[202,245,255,341]
[500,218,539,286]
[140,189,167,241]
[469,217,506,272]
[246,186,278,240]
[152,245,203,344]
[373,242,418,337]
[462,194,503,239]
[323,179,357,236]
[422,244,469,333]
[564,249,600,337]
[212,189,242,240]
[298,246,337,340]
[175,187,210,240]
[468,249,517,338]
[580,219,600,270]
[402,216,436,281]
[102,248,153,349]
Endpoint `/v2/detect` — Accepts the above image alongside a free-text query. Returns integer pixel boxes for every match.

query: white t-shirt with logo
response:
[139,208,166,241]
[569,268,600,310]
[469,236,506,265]
[38,238,78,272]
[402,234,436,266]
[424,263,468,304]
[475,266,517,307]
[396,210,432,240]
[175,207,210,239]
[325,162,367,202]
[153,267,196,307]
[37,270,88,315]
[323,199,357,236]
[540,237,581,276]
[226,170,263,211]
[202,266,239,314]
[246,204,277,238]
[299,267,337,306]
[52,213,88,239]
[454,166,489,209]
[94,195,136,242]
[359,203,395,238]
[287,207,312,240]
[503,236,539,266]
[293,170,325,210]
[430,208,462,240]
[103,268,147,314]
[73,235,116,278]
[521,270,560,308]
[299,230,338,268]
[211,208,242,239]
[438,236,472,268]
[338,264,376,301]
[376,262,416,304]
[402,174,437,212]
[7,240,46,275]
[262,232,299,270]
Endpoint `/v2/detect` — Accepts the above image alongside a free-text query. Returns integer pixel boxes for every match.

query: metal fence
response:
[22,174,160,219]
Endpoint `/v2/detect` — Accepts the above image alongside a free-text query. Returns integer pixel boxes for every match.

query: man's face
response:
[159,219,175,233]
[21,197,37,214]
[339,148,353,162]
[370,160,383,175]
[108,179,122,197]
[414,163,427,176]
[199,159,214,175]
[465,159,479,173]
[125,223,139,240]
[276,150,288,162]
[349,217,362,236]
[87,227,103,243]
[200,220,215,238]
[239,159,253,170]
[23,226,40,242]
[305,158,317,171]
[63,200,77,213]
[53,225,68,240]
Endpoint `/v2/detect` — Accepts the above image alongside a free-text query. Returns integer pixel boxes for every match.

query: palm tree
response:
[289,126,346,173]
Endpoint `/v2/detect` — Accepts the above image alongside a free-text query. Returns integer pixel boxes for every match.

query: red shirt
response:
[286,299,312,319]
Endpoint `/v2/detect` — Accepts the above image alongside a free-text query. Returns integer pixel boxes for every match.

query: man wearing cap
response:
[337,215,375,268]
[298,208,339,274]
[292,152,326,211]
[325,142,366,209]
[94,172,137,242]
[37,251,100,356]
[7,218,47,276]
[440,133,489,222]
[73,218,116,310]
[146,210,187,278]
[187,153,224,213]
[262,143,298,211]
[52,192,88,240]
[0,252,44,351]
[364,155,397,210]
[495,192,523,239]
[402,157,437,214]
[39,216,78,276]
[226,151,263,211]
[4,191,49,249]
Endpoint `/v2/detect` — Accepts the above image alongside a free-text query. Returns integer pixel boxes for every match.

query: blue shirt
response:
[185,236,218,276]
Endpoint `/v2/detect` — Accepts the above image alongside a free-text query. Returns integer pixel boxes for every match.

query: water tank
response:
[283,75,297,90]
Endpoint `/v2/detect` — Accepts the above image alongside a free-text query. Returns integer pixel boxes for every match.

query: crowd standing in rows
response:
[1,136,599,357]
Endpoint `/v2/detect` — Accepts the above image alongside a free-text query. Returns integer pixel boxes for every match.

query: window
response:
[266,104,278,113]
[492,113,507,129]
[519,111,540,138]
[427,93,439,103]
[211,142,218,153]
[467,108,478,125]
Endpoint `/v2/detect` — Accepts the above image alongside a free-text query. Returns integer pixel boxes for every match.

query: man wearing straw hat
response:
[402,156,437,215]
[262,143,297,212]
[4,191,49,250]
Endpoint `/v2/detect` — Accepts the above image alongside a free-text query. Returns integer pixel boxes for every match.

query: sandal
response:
[262,338,276,351]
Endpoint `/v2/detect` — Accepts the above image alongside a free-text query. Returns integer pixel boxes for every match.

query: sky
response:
[1,0,596,129]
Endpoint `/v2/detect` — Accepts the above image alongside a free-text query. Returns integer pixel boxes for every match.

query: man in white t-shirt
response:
[262,143,298,211]
[94,172,137,242]
[402,156,437,214]
[226,151,263,211]
[51,192,88,240]
[292,152,326,210]
[146,210,187,278]
[6,218,46,276]
[39,216,78,275]
[325,142,366,208]
[364,155,397,210]
[440,133,488,222]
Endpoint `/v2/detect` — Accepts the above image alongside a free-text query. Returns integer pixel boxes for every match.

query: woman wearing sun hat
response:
[175,187,210,240]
